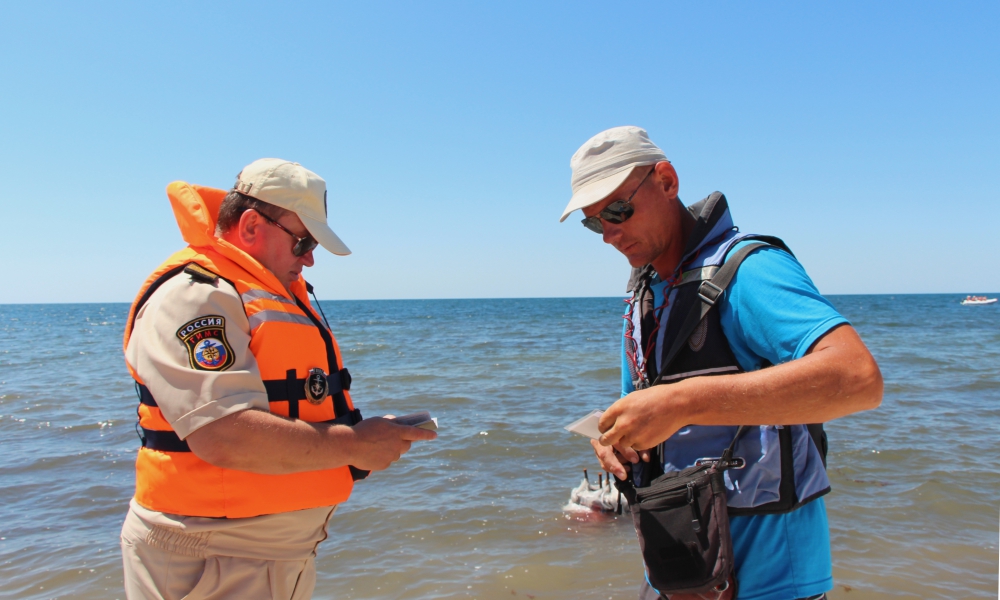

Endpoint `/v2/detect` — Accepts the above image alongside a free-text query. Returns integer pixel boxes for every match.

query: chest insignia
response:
[688,316,709,352]
[305,368,329,404]
[176,316,235,371]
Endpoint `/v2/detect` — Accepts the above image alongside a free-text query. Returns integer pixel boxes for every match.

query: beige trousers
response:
[121,500,336,600]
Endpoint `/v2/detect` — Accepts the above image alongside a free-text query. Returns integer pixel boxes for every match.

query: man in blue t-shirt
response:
[558,126,883,600]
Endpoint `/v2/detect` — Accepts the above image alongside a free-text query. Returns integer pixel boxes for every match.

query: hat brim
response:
[559,166,636,222]
[300,213,352,256]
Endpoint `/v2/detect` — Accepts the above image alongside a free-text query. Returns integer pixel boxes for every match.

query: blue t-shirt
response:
[621,241,847,600]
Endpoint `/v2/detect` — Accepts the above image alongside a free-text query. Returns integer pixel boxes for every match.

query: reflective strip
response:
[678,266,719,286]
[241,289,296,305]
[248,310,314,330]
[658,365,740,382]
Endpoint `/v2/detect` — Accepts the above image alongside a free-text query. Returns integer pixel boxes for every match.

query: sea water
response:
[0,295,997,599]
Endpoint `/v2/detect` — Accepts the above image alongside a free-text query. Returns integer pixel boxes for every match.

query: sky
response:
[0,1,997,303]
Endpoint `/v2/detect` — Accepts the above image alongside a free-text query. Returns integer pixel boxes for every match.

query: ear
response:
[236,209,264,248]
[653,161,679,200]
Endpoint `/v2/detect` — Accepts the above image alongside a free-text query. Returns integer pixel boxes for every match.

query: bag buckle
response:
[698,281,724,305]
[695,456,746,470]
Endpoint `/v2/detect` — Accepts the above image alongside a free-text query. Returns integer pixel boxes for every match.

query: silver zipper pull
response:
[687,482,701,532]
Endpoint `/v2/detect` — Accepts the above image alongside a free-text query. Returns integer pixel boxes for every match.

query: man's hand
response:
[593,325,882,457]
[590,439,650,481]
[347,417,437,472]
[598,385,689,452]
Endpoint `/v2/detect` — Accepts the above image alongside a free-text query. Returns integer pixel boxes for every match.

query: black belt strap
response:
[141,428,191,452]
[139,367,353,413]
[261,368,352,401]
[261,367,353,422]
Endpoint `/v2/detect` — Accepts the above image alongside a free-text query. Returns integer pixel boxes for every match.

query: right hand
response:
[349,417,437,472]
[590,439,651,481]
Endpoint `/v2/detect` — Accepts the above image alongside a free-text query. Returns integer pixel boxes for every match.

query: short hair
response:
[215,191,290,234]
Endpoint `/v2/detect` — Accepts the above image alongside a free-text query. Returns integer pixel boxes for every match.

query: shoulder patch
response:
[176,316,235,371]
[183,264,220,285]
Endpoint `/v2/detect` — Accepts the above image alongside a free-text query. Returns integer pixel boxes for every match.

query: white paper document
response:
[564,409,605,440]
[392,411,439,431]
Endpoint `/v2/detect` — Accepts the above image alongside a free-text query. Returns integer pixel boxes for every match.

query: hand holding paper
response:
[564,409,604,440]
[391,411,439,432]
[565,408,650,481]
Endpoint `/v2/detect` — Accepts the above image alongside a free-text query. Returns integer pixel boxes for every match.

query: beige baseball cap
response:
[233,158,351,256]
[560,126,668,222]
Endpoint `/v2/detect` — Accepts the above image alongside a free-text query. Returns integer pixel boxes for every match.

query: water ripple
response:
[0,295,996,599]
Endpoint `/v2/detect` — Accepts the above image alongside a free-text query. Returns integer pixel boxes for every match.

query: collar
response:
[626,192,735,292]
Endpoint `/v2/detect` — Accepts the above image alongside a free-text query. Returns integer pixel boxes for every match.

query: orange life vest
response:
[123,182,362,518]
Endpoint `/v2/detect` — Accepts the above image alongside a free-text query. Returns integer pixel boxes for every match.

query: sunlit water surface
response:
[0,295,996,599]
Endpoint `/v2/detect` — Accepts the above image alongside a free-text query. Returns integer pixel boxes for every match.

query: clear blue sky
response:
[1,1,996,303]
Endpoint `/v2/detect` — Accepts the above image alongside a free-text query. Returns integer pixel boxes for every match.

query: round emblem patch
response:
[305,368,329,404]
[193,338,229,369]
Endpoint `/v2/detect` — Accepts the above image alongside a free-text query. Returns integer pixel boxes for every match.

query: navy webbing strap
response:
[137,384,158,407]
[261,369,352,403]
[141,428,191,452]
[262,369,356,424]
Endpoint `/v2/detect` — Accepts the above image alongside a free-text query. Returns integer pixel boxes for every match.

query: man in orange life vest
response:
[120,159,436,599]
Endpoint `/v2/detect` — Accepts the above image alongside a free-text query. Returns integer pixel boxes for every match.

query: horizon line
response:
[1,291,996,307]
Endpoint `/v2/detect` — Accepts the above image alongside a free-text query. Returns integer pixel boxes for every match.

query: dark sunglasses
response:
[581,167,655,234]
[256,211,319,257]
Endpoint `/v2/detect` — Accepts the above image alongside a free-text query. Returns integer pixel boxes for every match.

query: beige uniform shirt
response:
[123,271,334,559]
[126,272,269,439]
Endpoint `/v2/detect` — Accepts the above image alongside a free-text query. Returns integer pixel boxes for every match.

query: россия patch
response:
[176,315,235,371]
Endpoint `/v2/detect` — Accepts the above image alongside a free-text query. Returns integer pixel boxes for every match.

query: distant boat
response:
[961,296,997,306]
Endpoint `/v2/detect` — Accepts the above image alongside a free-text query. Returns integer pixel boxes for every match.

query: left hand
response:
[597,382,689,450]
[590,440,652,480]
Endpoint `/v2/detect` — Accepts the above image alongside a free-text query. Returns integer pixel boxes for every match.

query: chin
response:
[625,253,649,268]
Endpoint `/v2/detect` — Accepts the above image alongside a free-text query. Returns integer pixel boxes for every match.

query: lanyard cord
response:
[623,230,733,383]
[309,288,333,332]
[623,273,676,382]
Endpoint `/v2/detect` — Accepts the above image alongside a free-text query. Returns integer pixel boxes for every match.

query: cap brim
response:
[559,166,635,222]
[300,213,352,256]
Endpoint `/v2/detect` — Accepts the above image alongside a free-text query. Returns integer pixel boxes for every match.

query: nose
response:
[300,249,315,267]
[602,221,623,245]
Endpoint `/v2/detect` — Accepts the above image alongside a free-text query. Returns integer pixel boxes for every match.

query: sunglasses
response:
[257,211,319,257]
[581,167,654,234]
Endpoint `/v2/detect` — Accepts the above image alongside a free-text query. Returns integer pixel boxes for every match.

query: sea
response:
[0,295,997,600]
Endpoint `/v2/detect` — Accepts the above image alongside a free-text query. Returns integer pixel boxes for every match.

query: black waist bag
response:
[614,428,746,595]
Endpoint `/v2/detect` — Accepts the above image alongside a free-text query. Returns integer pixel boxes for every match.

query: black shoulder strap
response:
[126,264,189,339]
[127,263,231,339]
[651,241,774,386]
[183,263,220,285]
